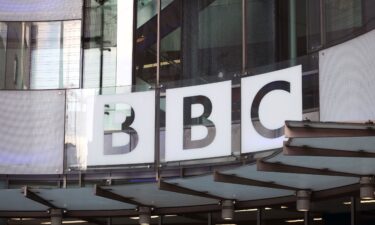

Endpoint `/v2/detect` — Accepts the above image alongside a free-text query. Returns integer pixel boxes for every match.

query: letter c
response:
[251,81,290,138]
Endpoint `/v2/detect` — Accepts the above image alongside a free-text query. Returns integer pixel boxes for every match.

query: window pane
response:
[83,0,118,89]
[30,21,81,89]
[137,0,243,85]
[0,22,7,89]
[325,0,362,43]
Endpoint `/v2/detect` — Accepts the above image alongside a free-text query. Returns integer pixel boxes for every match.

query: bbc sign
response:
[87,66,302,166]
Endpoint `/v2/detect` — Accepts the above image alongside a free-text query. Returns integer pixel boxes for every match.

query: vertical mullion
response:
[156,0,161,86]
[99,1,105,94]
[304,211,310,225]
[257,208,262,225]
[289,0,297,63]
[80,1,85,89]
[351,196,357,225]
[132,0,137,85]
[242,0,247,74]
[155,0,162,180]
[158,215,163,225]
[319,0,326,47]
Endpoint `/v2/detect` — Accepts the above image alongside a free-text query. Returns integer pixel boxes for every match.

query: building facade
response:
[0,0,375,225]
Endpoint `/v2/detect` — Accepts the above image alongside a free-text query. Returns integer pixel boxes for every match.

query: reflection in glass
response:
[136,0,242,85]
[196,0,242,78]
[83,0,117,89]
[0,20,81,89]
[246,0,276,69]
[325,0,362,43]
[135,0,158,84]
[2,22,30,89]
[0,22,6,89]
[31,21,81,89]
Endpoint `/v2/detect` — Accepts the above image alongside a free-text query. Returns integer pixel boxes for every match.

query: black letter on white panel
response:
[251,81,290,138]
[104,107,139,155]
[183,95,216,149]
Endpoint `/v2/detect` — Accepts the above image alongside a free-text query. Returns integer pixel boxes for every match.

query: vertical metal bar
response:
[208,213,212,225]
[257,208,262,225]
[132,0,137,85]
[351,196,357,225]
[80,0,85,89]
[304,211,310,225]
[242,0,247,74]
[319,0,326,47]
[62,90,67,174]
[158,215,163,225]
[59,22,64,89]
[154,87,161,179]
[289,0,296,65]
[156,0,161,86]
[20,22,25,89]
[305,0,310,52]
[154,0,162,180]
[107,217,112,225]
[99,1,105,94]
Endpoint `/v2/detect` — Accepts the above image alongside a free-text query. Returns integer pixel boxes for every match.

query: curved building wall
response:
[0,1,375,224]
[0,0,373,173]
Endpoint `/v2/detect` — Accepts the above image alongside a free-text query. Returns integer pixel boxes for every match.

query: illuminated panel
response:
[0,90,65,174]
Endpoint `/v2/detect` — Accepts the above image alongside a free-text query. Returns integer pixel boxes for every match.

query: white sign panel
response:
[320,29,375,121]
[87,91,155,166]
[241,65,302,153]
[165,81,232,161]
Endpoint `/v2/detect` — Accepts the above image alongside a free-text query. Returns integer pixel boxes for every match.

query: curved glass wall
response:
[1,0,374,94]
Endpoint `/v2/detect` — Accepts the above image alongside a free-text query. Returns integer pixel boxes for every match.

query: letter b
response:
[104,104,139,155]
[183,95,216,149]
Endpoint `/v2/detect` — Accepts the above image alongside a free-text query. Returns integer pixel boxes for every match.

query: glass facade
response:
[0,21,81,89]
[0,1,375,224]
[83,0,118,88]
[0,0,372,97]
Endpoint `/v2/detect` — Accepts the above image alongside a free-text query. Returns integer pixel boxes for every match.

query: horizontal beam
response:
[236,195,296,209]
[284,144,375,158]
[66,209,137,217]
[256,160,361,177]
[23,186,56,208]
[158,180,223,201]
[0,211,50,218]
[155,204,221,215]
[285,125,375,138]
[94,185,148,207]
[214,171,297,191]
